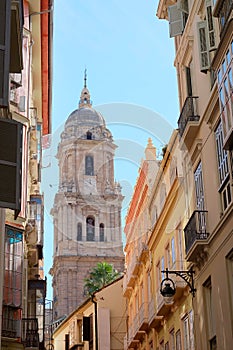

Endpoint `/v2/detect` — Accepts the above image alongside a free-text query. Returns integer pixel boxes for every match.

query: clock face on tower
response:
[84,177,97,194]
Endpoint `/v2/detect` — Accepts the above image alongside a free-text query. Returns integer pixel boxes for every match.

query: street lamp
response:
[160,267,196,302]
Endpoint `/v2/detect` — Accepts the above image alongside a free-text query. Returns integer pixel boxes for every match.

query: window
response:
[77,223,82,241]
[160,339,165,350]
[178,228,184,270]
[217,0,233,34]
[206,0,217,50]
[189,310,195,350]
[171,237,176,266]
[87,131,92,140]
[165,341,169,350]
[197,0,217,72]
[65,334,69,350]
[169,329,175,350]
[175,329,182,350]
[183,315,190,350]
[185,65,193,97]
[147,271,152,300]
[194,162,205,210]
[85,155,94,175]
[215,121,232,211]
[217,41,233,149]
[166,244,171,269]
[203,277,216,347]
[0,119,23,214]
[2,226,23,338]
[156,262,161,291]
[3,226,23,306]
[86,217,95,241]
[226,249,233,332]
[99,223,104,242]
[161,256,165,280]
[160,183,167,208]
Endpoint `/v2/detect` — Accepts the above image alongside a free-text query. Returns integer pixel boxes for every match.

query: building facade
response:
[0,0,53,349]
[51,80,125,320]
[157,0,233,348]
[53,276,127,350]
[123,132,195,349]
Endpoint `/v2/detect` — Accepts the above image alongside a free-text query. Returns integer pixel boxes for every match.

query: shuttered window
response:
[168,4,184,38]
[0,118,23,215]
[197,21,210,72]
[206,0,216,50]
[194,162,205,211]
[0,0,11,107]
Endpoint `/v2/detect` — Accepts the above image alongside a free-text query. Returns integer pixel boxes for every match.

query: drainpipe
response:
[91,294,98,350]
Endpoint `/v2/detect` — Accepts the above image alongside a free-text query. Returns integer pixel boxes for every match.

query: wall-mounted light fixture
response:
[160,267,196,303]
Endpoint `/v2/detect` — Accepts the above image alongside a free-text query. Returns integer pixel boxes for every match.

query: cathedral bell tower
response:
[51,73,125,319]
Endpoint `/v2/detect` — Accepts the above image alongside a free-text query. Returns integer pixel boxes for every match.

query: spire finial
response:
[84,68,87,88]
[79,69,92,108]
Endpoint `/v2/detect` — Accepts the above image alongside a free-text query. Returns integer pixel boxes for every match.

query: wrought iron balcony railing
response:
[22,318,39,348]
[184,210,209,255]
[2,306,21,339]
[178,96,199,137]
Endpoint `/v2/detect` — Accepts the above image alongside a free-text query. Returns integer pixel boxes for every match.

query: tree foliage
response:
[84,262,120,295]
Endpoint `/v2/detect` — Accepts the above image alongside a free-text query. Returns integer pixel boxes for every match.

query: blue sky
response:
[42,0,179,300]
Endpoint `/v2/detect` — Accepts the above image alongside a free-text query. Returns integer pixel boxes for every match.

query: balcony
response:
[27,194,44,247]
[184,210,209,262]
[2,306,21,339]
[138,240,149,263]
[156,289,173,317]
[138,302,148,331]
[178,96,200,149]
[123,275,132,297]
[22,318,39,349]
[124,254,141,288]
[127,323,140,349]
[148,299,163,330]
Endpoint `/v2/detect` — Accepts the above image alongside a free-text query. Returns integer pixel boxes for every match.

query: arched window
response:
[86,216,95,241]
[99,223,104,242]
[85,155,94,176]
[77,223,82,241]
[86,131,92,140]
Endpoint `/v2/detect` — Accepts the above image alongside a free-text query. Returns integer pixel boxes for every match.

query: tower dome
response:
[61,70,112,141]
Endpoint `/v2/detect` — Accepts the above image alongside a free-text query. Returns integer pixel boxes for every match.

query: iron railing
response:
[184,210,209,254]
[178,96,199,137]
[22,318,40,348]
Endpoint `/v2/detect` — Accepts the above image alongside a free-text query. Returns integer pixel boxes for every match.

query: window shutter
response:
[0,119,23,216]
[197,21,210,72]
[168,4,184,38]
[178,0,189,14]
[206,0,217,50]
[0,0,11,107]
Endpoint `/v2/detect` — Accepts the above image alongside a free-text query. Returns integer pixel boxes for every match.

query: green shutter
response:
[0,0,11,107]
[197,21,210,72]
[0,119,23,217]
[168,4,184,38]
[206,0,217,50]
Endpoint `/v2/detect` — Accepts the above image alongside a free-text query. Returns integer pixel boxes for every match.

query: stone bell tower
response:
[51,73,125,319]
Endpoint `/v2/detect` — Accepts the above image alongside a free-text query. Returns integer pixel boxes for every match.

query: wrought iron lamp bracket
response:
[162,267,196,297]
